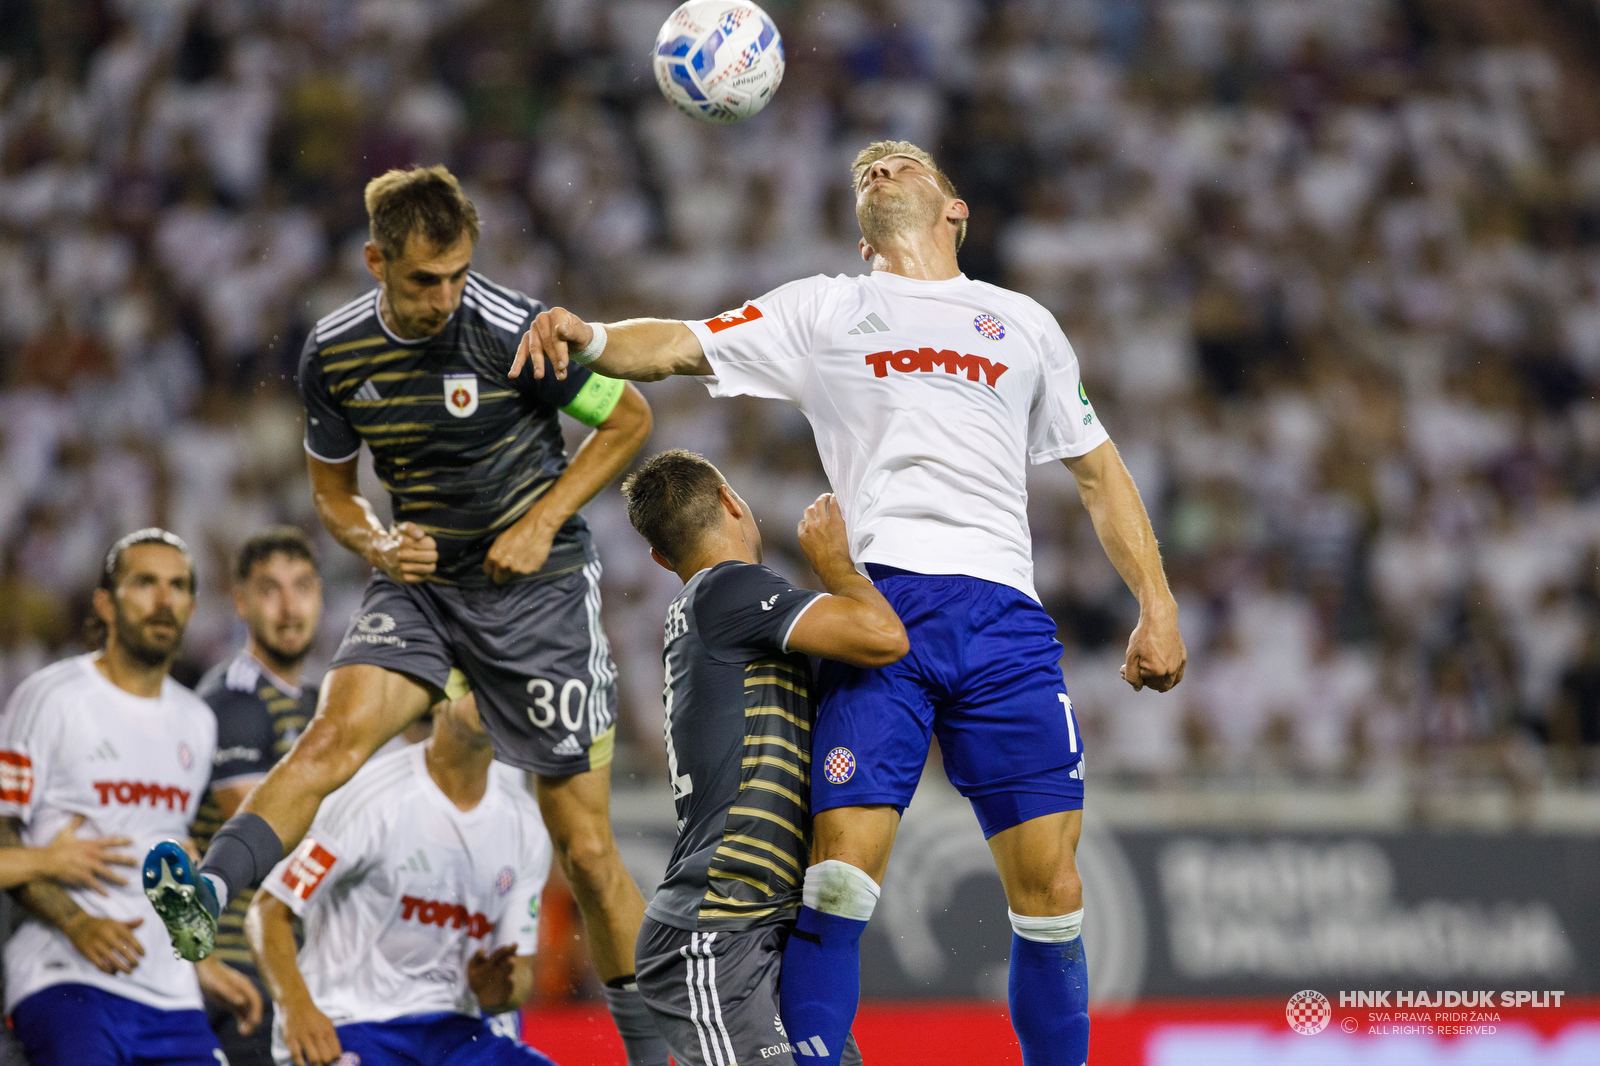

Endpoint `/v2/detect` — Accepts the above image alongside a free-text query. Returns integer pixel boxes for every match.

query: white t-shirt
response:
[0,655,217,1013]
[261,746,550,1039]
[687,270,1109,601]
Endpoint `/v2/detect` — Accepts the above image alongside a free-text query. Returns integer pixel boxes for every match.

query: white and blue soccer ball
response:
[652,1,785,124]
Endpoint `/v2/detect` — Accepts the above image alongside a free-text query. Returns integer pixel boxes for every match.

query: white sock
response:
[1008,907,1083,943]
[801,859,880,922]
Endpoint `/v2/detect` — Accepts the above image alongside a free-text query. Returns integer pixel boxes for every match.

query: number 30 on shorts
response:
[526,677,589,732]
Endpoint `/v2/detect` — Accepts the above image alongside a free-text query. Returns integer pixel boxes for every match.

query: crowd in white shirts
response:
[2,0,1599,802]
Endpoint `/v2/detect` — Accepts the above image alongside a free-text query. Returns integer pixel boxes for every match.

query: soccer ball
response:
[652,1,785,124]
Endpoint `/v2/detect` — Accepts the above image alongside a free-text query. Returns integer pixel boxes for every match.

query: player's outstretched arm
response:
[306,452,438,584]
[247,892,342,1066]
[1063,440,1187,692]
[511,307,711,383]
[787,494,910,668]
[485,383,652,582]
[0,817,145,973]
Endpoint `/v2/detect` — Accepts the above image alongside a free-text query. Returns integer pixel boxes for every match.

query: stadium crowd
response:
[2,0,1600,809]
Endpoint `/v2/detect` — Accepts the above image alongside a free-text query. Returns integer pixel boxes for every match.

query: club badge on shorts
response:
[443,373,479,417]
[823,747,856,785]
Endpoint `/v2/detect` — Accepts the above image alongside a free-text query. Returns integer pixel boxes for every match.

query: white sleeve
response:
[260,811,373,918]
[684,275,831,404]
[1026,312,1111,464]
[493,815,553,955]
[0,675,65,825]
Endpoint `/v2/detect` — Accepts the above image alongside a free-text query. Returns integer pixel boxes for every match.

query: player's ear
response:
[649,548,676,574]
[947,198,969,223]
[719,484,746,519]
[858,237,874,263]
[363,241,385,282]
[92,587,115,625]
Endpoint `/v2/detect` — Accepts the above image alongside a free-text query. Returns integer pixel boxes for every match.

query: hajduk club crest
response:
[443,373,478,417]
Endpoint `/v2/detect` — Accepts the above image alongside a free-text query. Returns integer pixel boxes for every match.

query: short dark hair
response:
[101,528,194,593]
[235,526,319,584]
[364,165,480,260]
[621,450,728,565]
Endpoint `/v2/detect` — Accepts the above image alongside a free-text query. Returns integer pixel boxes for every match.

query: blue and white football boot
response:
[142,840,218,961]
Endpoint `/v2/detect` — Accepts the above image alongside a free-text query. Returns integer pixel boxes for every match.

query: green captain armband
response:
[560,373,626,427]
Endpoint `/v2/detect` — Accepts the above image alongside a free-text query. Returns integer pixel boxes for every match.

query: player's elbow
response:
[848,614,910,668]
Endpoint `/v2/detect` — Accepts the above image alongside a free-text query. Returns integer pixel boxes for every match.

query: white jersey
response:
[0,655,217,1013]
[687,271,1109,601]
[261,745,550,1038]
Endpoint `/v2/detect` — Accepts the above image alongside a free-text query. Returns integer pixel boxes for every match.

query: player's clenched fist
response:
[797,494,854,584]
[512,306,594,382]
[1120,608,1186,693]
[62,912,144,974]
[369,521,437,584]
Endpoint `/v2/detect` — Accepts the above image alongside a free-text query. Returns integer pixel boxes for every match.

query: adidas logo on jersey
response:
[552,735,583,757]
[400,847,432,874]
[846,313,890,335]
[864,348,1008,387]
[353,380,381,402]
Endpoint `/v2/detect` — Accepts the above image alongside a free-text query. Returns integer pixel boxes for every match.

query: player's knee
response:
[288,717,372,791]
[1007,863,1082,916]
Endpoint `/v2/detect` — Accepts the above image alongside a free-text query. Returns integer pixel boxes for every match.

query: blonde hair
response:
[364,165,480,260]
[849,140,966,250]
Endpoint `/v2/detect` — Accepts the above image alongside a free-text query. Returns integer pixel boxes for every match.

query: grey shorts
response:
[635,918,863,1066]
[329,564,617,776]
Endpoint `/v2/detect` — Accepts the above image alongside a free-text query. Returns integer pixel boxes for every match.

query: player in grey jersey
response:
[620,450,907,1066]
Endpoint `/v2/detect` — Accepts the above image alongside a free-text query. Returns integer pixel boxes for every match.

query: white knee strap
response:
[802,860,880,922]
[1009,908,1083,943]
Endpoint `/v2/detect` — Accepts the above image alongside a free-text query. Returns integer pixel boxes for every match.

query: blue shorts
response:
[335,1012,555,1066]
[11,983,220,1066]
[813,566,1084,838]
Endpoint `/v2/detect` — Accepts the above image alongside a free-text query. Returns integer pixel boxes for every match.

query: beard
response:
[857,185,943,251]
[255,626,312,672]
[112,607,184,667]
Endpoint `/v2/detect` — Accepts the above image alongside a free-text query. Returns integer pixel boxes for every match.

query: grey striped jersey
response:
[297,273,625,586]
[645,561,822,933]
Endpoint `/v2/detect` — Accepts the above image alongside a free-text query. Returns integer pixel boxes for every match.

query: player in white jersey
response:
[247,691,555,1066]
[0,530,261,1065]
[512,141,1187,1066]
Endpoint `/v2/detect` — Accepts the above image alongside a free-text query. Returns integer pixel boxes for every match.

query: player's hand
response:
[40,815,135,893]
[485,509,558,583]
[370,521,437,583]
[281,994,343,1066]
[196,957,264,1036]
[1121,604,1186,693]
[468,944,519,1011]
[62,912,144,974]
[512,306,593,382]
[797,494,855,584]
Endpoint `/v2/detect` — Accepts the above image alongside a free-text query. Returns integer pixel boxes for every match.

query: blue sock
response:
[1008,933,1089,1066]
[779,906,865,1064]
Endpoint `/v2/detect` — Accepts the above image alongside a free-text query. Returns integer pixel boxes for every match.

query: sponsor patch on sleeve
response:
[0,751,33,805]
[704,304,764,334]
[278,837,337,902]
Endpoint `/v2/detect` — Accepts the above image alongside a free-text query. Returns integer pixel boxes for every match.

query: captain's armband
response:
[559,374,626,427]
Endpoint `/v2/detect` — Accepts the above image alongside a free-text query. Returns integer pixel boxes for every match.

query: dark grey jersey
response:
[298,272,625,586]
[645,561,822,933]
